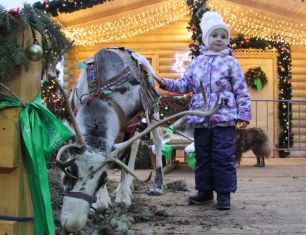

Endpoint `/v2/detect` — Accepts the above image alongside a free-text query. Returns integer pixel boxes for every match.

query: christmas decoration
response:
[33,0,113,17]
[27,42,43,62]
[159,96,191,125]
[41,79,70,121]
[0,4,70,82]
[186,1,293,157]
[61,0,189,46]
[244,67,268,90]
[186,0,208,58]
[207,0,306,46]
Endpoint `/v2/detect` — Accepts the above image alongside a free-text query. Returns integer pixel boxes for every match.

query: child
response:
[155,11,251,209]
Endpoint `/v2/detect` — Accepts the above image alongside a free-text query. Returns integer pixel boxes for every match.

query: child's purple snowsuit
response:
[162,47,251,193]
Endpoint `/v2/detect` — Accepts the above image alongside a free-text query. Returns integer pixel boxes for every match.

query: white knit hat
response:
[200,11,230,46]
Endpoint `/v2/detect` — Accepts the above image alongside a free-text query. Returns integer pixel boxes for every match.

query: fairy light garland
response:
[33,0,113,16]
[207,0,306,46]
[62,0,189,46]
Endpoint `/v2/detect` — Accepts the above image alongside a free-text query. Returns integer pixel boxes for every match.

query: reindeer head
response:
[59,149,109,232]
[56,98,153,233]
[57,142,152,232]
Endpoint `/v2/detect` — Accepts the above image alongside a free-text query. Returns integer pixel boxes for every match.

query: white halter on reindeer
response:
[56,47,222,233]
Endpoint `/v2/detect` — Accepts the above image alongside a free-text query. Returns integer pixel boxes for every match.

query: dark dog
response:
[236,127,272,167]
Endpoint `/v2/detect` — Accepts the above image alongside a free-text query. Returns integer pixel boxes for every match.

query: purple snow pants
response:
[194,126,237,193]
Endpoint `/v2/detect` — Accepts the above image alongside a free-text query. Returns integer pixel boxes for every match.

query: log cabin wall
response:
[63,18,306,156]
[291,45,306,155]
[63,16,192,94]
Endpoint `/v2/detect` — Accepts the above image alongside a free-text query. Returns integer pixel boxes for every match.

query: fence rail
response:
[251,99,306,153]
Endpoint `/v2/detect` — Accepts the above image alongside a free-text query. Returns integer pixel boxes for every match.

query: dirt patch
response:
[49,167,192,235]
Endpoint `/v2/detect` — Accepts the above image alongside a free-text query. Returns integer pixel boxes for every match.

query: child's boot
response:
[188,191,213,205]
[217,192,231,210]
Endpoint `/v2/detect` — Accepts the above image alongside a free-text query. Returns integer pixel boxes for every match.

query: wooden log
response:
[291,52,306,60]
[292,67,306,75]
[291,60,306,67]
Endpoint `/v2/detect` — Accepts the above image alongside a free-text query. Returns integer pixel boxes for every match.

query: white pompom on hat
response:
[200,11,230,46]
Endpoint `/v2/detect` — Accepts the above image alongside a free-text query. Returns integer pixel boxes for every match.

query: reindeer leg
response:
[95,185,111,210]
[148,112,164,196]
[114,131,140,205]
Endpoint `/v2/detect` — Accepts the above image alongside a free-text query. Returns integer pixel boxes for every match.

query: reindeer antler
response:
[93,83,222,174]
[45,41,86,171]
[92,158,152,183]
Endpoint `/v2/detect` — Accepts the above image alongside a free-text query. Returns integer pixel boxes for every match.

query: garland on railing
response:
[186,0,293,157]
[33,0,113,17]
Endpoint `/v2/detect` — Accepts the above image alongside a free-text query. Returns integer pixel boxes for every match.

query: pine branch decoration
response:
[0,4,71,82]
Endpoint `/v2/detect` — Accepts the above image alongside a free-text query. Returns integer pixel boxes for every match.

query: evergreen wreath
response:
[245,67,268,90]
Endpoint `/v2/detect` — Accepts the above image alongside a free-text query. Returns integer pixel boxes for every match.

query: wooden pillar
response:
[0,27,42,235]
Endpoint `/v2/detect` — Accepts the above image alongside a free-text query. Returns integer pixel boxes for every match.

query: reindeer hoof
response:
[147,190,163,196]
[148,186,163,196]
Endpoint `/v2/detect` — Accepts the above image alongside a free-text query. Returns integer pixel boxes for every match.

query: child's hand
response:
[153,76,165,87]
[237,120,248,129]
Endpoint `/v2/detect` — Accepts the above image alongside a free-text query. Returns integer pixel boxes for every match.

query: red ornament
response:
[43,0,49,4]
[289,132,294,137]
[245,38,250,45]
[191,24,197,31]
[287,79,291,84]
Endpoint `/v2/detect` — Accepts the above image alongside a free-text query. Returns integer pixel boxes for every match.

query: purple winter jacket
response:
[162,47,252,127]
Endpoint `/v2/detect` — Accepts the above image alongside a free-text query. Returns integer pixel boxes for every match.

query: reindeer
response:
[49,47,222,233]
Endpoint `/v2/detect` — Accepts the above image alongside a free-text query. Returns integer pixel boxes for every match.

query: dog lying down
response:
[165,118,272,167]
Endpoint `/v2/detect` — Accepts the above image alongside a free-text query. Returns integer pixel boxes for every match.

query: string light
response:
[61,0,189,46]
[207,0,306,46]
